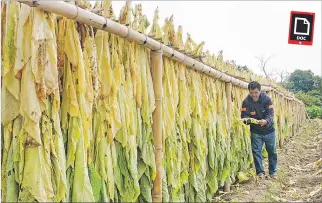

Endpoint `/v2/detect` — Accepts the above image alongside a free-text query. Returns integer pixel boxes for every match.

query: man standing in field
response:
[241,81,277,179]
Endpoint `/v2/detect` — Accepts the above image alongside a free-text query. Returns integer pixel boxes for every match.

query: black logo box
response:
[289,13,314,41]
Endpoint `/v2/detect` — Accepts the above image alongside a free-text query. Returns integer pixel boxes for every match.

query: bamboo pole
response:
[296,103,299,131]
[293,101,296,130]
[294,101,297,131]
[279,118,284,147]
[291,101,294,136]
[18,0,305,106]
[279,95,284,147]
[224,82,232,192]
[297,103,301,129]
[151,50,163,202]
[296,103,298,130]
[226,82,233,129]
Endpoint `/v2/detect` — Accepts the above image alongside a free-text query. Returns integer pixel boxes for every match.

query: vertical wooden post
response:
[294,102,296,134]
[279,96,284,147]
[224,82,232,192]
[151,50,163,202]
[295,103,300,131]
[226,82,233,129]
[292,101,296,136]
[296,103,299,130]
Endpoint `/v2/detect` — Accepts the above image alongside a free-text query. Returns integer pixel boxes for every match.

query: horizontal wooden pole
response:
[19,0,304,106]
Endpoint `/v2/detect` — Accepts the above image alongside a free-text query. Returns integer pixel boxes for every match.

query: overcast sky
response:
[108,1,321,78]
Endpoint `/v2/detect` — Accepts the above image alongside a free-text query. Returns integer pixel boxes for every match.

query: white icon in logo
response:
[294,17,310,35]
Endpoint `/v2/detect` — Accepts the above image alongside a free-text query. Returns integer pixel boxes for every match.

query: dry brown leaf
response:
[312,169,322,176]
[309,185,322,197]
[270,195,288,202]
[313,158,322,169]
[288,179,296,186]
[289,165,309,172]
[303,185,322,199]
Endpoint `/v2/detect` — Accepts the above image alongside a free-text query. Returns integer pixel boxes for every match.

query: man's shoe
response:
[270,173,277,179]
[257,173,265,179]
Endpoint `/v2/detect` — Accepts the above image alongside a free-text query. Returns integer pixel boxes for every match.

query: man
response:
[241,81,277,179]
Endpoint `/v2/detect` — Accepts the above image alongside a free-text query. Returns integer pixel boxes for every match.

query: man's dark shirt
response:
[241,92,275,135]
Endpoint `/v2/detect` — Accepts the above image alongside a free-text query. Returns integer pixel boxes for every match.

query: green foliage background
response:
[282,70,322,119]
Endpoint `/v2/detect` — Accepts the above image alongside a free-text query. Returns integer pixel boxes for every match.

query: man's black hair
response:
[248,81,261,91]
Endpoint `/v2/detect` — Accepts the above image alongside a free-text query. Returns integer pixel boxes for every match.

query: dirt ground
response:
[214,119,322,202]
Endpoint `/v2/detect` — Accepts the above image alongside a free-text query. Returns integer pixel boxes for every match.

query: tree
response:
[274,68,290,83]
[313,75,322,93]
[295,91,322,106]
[286,69,315,93]
[284,69,322,119]
[255,54,275,78]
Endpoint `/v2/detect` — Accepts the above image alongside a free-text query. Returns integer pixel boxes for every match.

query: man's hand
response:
[258,119,268,126]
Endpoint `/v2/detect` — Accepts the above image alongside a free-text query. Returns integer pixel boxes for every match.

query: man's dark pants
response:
[250,131,277,175]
